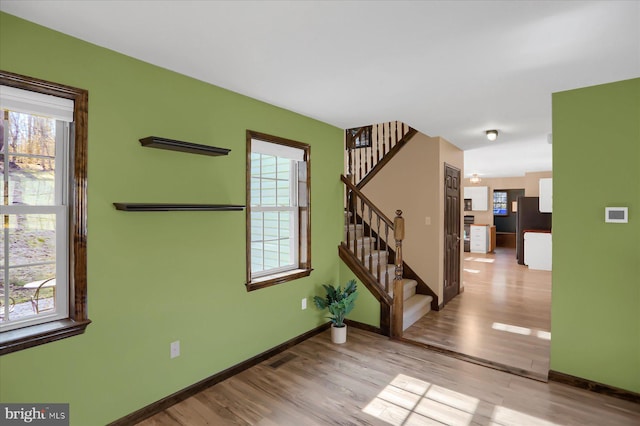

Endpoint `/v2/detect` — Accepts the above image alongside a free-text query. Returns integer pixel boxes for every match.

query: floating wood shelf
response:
[139,136,231,156]
[113,203,245,212]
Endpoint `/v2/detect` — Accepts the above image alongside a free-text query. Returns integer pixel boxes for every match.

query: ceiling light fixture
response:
[470,174,481,184]
[486,129,498,141]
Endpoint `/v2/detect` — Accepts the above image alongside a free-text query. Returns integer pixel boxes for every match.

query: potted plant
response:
[313,279,358,344]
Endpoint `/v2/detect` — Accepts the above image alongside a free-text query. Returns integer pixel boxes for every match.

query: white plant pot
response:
[331,324,347,344]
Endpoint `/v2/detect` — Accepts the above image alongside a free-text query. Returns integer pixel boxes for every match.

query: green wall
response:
[0,13,343,424]
[339,261,380,327]
[551,78,640,393]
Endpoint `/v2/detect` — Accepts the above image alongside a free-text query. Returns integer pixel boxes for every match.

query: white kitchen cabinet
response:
[463,186,489,211]
[470,224,489,253]
[524,232,552,270]
[539,178,552,212]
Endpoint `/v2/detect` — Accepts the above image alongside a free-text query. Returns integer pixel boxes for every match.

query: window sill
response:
[0,318,91,356]
[246,268,312,292]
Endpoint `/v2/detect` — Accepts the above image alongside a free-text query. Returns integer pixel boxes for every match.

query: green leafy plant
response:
[313,279,358,328]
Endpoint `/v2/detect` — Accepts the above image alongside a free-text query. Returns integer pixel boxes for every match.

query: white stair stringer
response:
[402,294,432,331]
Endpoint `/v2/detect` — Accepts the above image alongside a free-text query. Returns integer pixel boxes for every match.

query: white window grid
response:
[250,152,299,278]
[0,110,69,331]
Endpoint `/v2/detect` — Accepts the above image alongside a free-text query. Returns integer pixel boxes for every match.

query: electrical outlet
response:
[425,216,431,226]
[170,340,180,359]
[301,298,307,310]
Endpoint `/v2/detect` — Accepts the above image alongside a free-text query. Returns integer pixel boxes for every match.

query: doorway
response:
[493,188,523,249]
[404,180,552,380]
[403,248,552,380]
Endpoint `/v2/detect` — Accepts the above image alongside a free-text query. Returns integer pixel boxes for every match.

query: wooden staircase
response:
[340,172,433,336]
[340,121,438,336]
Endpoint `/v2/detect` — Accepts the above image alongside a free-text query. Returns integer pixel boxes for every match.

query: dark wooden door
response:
[444,164,461,305]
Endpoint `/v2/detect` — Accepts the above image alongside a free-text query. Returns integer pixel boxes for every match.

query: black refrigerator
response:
[516,196,552,265]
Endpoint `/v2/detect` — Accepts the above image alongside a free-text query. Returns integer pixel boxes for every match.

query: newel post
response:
[392,210,404,337]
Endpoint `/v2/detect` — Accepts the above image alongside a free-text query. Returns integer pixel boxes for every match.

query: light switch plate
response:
[605,207,628,223]
[170,341,180,358]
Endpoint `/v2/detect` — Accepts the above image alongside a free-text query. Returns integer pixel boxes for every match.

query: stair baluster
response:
[381,123,386,157]
[358,144,363,183]
[376,216,382,286]
[387,122,392,158]
[359,198,366,265]
[370,133,375,174]
[375,124,380,164]
[351,190,358,258]
[384,225,390,292]
[345,191,352,254]
[368,207,373,273]
[347,138,353,178]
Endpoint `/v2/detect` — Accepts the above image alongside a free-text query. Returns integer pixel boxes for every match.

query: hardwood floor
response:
[403,247,551,380]
[138,327,640,425]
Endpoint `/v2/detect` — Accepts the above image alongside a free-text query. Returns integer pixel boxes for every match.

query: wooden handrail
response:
[341,175,393,227]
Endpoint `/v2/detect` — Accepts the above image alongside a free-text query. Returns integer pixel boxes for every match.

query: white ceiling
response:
[2,1,638,177]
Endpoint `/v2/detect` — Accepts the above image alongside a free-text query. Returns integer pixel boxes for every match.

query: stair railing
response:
[346,121,413,186]
[341,175,403,294]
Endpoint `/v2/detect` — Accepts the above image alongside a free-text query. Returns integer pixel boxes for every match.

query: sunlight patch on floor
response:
[492,322,551,340]
[464,257,495,263]
[463,268,481,274]
[362,373,560,426]
[492,405,560,426]
[492,322,531,335]
[536,330,551,340]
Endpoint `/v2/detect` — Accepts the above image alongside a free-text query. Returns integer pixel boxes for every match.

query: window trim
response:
[0,70,90,355]
[246,130,311,292]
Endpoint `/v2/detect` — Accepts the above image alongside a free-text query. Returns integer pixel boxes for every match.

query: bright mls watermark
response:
[1,404,69,425]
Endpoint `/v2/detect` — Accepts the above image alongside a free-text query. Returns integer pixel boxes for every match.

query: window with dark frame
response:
[493,190,508,216]
[0,70,89,355]
[346,126,372,149]
[246,130,311,292]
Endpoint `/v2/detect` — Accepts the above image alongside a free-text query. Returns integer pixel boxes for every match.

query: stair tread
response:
[402,278,417,288]
[349,236,375,244]
[372,264,395,277]
[349,238,382,246]
[389,279,418,300]
[352,250,388,261]
[404,294,433,314]
[403,294,433,331]
[345,223,363,229]
[363,250,388,259]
